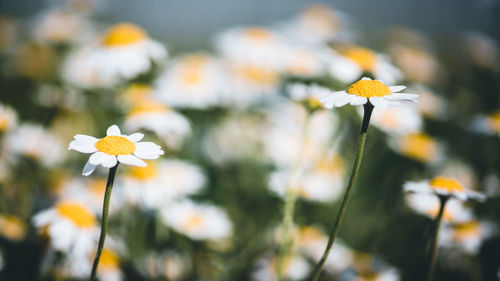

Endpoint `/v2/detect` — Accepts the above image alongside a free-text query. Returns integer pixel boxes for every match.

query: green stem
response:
[426,196,448,281]
[310,102,374,281]
[276,111,312,281]
[90,164,119,281]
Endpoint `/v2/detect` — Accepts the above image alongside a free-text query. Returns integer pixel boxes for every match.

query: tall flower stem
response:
[276,111,312,281]
[310,102,374,281]
[426,195,449,281]
[90,164,119,281]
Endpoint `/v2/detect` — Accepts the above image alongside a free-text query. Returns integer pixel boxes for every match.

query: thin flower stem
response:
[426,196,449,281]
[310,103,374,281]
[276,111,312,281]
[90,164,119,281]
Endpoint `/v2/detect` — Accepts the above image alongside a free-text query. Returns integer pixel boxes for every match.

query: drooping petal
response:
[319,91,348,109]
[100,154,118,168]
[106,125,121,136]
[384,93,419,101]
[334,93,355,107]
[89,151,108,165]
[349,96,368,106]
[126,132,144,142]
[117,154,147,167]
[68,138,98,153]
[369,97,390,108]
[135,142,163,151]
[389,85,406,92]
[82,161,97,176]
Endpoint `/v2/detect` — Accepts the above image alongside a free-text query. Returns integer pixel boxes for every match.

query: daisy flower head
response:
[439,220,494,254]
[86,22,167,81]
[252,253,311,281]
[404,176,485,202]
[320,77,418,109]
[68,124,164,176]
[389,132,443,164]
[369,103,422,135]
[471,109,500,137]
[404,192,473,222]
[287,83,333,110]
[34,8,92,45]
[0,103,17,132]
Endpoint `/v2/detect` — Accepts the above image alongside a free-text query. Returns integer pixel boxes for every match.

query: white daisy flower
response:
[34,8,92,44]
[0,103,17,132]
[281,45,328,77]
[252,253,311,281]
[86,23,167,81]
[320,77,417,109]
[155,54,227,109]
[59,178,122,214]
[138,251,190,280]
[369,103,422,135]
[404,177,485,201]
[287,83,332,109]
[159,200,232,241]
[388,45,439,84]
[439,220,494,254]
[327,47,403,85]
[68,124,164,176]
[33,200,98,262]
[96,248,123,281]
[389,132,443,164]
[471,109,500,137]
[404,193,472,223]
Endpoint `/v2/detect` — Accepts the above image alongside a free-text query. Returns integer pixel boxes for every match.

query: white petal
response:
[334,94,354,107]
[106,125,121,136]
[361,77,372,80]
[369,97,389,108]
[126,132,144,142]
[68,139,97,153]
[384,93,419,101]
[135,142,163,151]
[319,91,347,109]
[82,161,97,176]
[100,154,118,168]
[349,96,368,106]
[73,134,99,142]
[89,152,108,165]
[117,154,147,166]
[389,85,406,92]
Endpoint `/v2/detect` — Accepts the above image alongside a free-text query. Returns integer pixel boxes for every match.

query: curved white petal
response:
[389,85,406,92]
[135,142,163,151]
[100,154,118,168]
[126,132,144,142]
[82,161,97,176]
[106,125,121,136]
[369,97,389,108]
[349,96,368,106]
[384,93,419,101]
[68,139,97,153]
[73,134,99,143]
[89,152,108,165]
[319,91,347,109]
[334,94,355,107]
[134,148,163,160]
[117,154,147,166]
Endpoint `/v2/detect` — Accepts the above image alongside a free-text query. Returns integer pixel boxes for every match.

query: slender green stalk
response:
[310,103,374,281]
[90,164,119,281]
[426,196,449,281]
[276,111,312,281]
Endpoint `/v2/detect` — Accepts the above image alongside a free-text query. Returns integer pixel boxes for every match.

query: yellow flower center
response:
[244,27,273,41]
[128,162,158,180]
[99,248,120,269]
[452,221,482,241]
[95,136,136,156]
[429,176,464,193]
[125,84,153,105]
[181,57,207,85]
[102,23,147,47]
[298,226,323,246]
[488,110,500,132]
[129,101,169,116]
[0,116,9,131]
[317,155,344,174]
[0,215,27,241]
[400,133,437,162]
[347,80,392,98]
[56,202,96,229]
[236,65,278,85]
[342,47,377,71]
[182,214,203,231]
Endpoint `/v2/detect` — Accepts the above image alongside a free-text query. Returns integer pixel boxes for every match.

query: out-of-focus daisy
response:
[471,109,500,137]
[279,5,341,45]
[15,42,57,80]
[412,86,446,118]
[295,226,353,273]
[369,104,422,135]
[282,45,327,77]
[215,26,288,70]
[34,9,92,44]
[6,124,65,166]
[0,214,27,241]
[0,104,17,132]
[404,176,485,201]
[440,220,494,254]
[159,200,232,241]
[123,84,191,149]
[327,47,403,85]
[33,200,98,272]
[404,193,472,222]
[388,45,439,84]
[96,248,123,281]
[264,102,338,167]
[389,132,442,164]
[120,159,205,209]
[438,161,478,193]
[252,253,311,281]
[348,253,400,281]
[155,54,227,109]
[68,124,164,176]
[202,113,266,164]
[268,153,345,202]
[139,251,190,280]
[287,83,332,110]
[86,23,166,81]
[320,77,418,108]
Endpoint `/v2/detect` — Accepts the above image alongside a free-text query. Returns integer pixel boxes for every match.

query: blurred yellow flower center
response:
[302,5,338,33]
[56,202,96,228]
[96,136,136,156]
[103,23,147,46]
[129,162,158,180]
[343,47,377,71]
[130,101,168,115]
[488,110,500,132]
[244,27,272,41]
[453,221,481,241]
[429,177,464,193]
[237,66,278,85]
[298,226,323,246]
[125,84,153,105]
[0,215,27,241]
[99,248,120,269]
[347,80,391,98]
[181,56,207,85]
[0,116,9,130]
[183,214,203,230]
[317,155,344,174]
[400,133,437,162]
[88,179,107,197]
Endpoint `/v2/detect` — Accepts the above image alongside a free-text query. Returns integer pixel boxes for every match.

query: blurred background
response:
[0,0,500,280]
